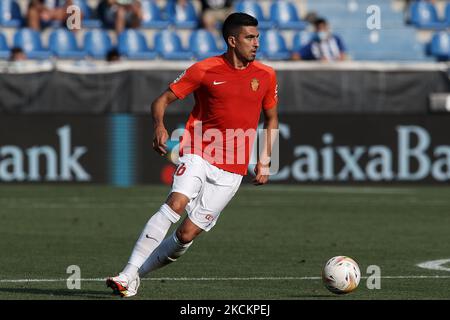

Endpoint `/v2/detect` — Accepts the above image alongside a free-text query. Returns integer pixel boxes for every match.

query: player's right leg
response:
[139,215,203,275]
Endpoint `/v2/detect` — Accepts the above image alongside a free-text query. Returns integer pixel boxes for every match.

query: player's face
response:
[233,26,259,62]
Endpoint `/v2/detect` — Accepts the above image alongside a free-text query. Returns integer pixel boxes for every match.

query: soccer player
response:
[106,12,279,297]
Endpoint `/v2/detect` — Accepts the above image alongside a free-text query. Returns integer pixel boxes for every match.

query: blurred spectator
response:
[98,0,143,34]
[291,18,347,62]
[303,11,319,24]
[199,0,233,32]
[106,48,121,62]
[9,47,27,61]
[27,0,73,31]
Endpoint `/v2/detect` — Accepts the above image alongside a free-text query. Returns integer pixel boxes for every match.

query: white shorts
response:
[171,154,243,231]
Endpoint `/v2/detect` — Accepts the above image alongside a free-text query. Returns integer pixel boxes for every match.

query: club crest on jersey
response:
[251,78,259,91]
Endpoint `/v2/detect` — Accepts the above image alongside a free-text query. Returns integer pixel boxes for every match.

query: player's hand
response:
[153,124,169,156]
[252,162,270,186]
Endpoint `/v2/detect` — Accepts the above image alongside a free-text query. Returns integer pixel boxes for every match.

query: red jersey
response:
[169,55,278,175]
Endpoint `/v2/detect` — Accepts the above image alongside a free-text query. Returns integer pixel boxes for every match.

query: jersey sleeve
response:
[262,69,278,110]
[169,63,205,100]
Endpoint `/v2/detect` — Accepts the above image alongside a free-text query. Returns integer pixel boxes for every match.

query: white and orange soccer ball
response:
[322,256,361,294]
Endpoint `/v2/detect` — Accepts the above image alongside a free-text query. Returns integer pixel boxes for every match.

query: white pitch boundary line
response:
[417,259,450,272]
[1,275,450,283]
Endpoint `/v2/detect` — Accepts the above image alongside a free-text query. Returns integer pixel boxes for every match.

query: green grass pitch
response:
[0,184,449,300]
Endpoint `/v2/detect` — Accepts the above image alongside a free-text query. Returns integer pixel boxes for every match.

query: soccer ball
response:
[322,256,361,294]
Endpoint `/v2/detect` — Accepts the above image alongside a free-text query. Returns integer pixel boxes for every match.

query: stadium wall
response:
[1,114,450,185]
[0,61,449,114]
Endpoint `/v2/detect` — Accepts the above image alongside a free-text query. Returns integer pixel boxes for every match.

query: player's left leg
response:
[107,154,204,297]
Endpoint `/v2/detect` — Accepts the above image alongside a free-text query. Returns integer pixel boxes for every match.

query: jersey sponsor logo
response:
[173,70,186,84]
[213,81,227,85]
[251,78,259,91]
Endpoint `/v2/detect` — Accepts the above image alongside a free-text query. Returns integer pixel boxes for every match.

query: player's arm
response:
[253,106,279,186]
[151,89,178,156]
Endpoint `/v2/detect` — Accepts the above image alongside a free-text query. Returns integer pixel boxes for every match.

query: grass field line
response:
[1,275,450,283]
[243,186,419,195]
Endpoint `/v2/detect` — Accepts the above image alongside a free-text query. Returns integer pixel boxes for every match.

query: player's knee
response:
[166,194,189,214]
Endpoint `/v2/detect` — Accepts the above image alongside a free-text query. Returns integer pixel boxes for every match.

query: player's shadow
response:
[0,287,115,299]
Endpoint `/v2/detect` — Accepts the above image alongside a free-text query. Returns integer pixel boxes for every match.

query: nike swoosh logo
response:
[213,81,226,85]
[146,235,159,242]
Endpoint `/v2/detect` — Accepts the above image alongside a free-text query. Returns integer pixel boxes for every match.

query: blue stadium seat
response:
[408,0,446,29]
[189,29,223,60]
[429,31,450,61]
[291,31,312,53]
[72,0,102,28]
[49,28,86,59]
[259,30,290,60]
[141,0,170,29]
[235,1,273,29]
[270,1,307,30]
[0,33,10,59]
[342,28,429,61]
[154,30,193,60]
[44,0,60,9]
[166,0,198,29]
[118,29,157,60]
[13,28,51,60]
[444,3,450,27]
[84,29,112,59]
[0,0,22,28]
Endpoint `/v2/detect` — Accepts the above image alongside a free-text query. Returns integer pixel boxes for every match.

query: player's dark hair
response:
[222,12,258,44]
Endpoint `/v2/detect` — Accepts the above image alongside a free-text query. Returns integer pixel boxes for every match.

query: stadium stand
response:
[72,0,102,28]
[141,0,170,29]
[0,0,449,61]
[306,0,438,61]
[270,0,307,30]
[445,2,450,25]
[291,30,312,53]
[259,29,291,60]
[429,30,450,61]
[83,28,112,59]
[189,29,222,60]
[154,29,193,60]
[0,32,10,59]
[166,0,199,29]
[118,29,157,59]
[0,0,23,28]
[49,27,86,58]
[407,0,447,29]
[234,1,273,29]
[13,28,52,59]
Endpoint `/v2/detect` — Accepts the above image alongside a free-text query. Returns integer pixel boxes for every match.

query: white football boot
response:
[106,273,140,298]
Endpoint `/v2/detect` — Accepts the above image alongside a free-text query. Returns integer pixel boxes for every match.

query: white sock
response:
[139,231,193,277]
[122,204,180,278]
